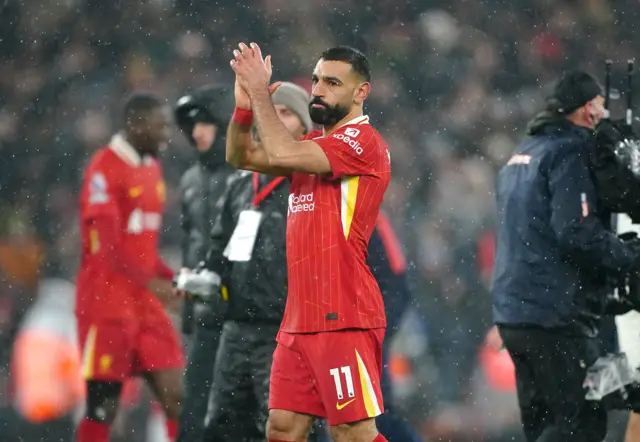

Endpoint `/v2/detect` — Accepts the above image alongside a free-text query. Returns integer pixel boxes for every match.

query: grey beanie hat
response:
[271,82,313,133]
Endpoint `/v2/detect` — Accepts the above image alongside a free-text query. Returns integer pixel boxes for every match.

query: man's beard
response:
[135,139,159,158]
[308,97,350,126]
[141,143,161,158]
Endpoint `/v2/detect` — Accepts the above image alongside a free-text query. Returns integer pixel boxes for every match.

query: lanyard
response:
[252,173,285,207]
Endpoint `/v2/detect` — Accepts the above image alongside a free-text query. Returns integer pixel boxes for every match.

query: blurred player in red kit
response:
[228,44,391,442]
[74,93,185,442]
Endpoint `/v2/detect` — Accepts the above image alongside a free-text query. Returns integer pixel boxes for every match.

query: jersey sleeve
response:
[81,160,121,220]
[311,125,384,180]
[289,132,319,183]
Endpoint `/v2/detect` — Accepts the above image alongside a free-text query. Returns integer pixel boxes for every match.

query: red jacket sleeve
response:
[375,211,407,275]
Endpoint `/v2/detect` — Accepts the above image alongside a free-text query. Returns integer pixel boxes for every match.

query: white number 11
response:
[329,366,355,400]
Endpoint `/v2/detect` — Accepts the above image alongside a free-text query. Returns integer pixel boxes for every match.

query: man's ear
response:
[353,82,371,106]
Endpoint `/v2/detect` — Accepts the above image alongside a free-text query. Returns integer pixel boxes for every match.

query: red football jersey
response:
[75,134,167,321]
[281,115,391,333]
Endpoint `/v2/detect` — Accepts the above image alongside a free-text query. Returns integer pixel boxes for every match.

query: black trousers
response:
[498,326,608,442]
[203,321,328,442]
[177,311,222,442]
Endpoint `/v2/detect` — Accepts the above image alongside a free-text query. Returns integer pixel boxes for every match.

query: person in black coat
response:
[174,84,236,442]
[199,82,317,442]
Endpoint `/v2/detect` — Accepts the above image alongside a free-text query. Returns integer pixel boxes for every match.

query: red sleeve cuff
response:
[232,108,254,126]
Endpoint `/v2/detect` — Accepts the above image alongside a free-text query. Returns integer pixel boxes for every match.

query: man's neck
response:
[322,110,364,136]
[123,133,145,157]
[110,132,144,167]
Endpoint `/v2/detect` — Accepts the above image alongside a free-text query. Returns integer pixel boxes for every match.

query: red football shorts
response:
[269,328,385,426]
[78,312,185,382]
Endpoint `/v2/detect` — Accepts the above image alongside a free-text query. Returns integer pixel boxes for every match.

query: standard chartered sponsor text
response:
[288,193,315,213]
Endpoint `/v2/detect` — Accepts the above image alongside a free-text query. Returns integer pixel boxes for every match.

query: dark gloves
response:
[175,265,229,331]
[603,294,635,315]
[605,232,640,315]
[595,119,636,149]
[592,119,640,221]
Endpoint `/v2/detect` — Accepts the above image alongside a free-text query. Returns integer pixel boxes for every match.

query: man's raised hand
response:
[230,42,273,94]
[233,76,282,111]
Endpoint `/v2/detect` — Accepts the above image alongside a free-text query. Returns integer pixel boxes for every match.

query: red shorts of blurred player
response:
[269,328,385,426]
[78,312,185,382]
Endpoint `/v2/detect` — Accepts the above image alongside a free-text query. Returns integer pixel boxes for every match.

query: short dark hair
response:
[123,92,164,126]
[320,46,371,83]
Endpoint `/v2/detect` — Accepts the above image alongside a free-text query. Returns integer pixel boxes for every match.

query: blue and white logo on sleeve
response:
[88,172,109,204]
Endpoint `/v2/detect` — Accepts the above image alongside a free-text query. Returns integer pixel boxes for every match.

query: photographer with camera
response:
[174,85,236,442]
[491,71,640,442]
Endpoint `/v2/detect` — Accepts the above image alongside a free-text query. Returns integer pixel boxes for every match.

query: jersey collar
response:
[339,115,369,128]
[109,133,143,167]
[316,116,370,139]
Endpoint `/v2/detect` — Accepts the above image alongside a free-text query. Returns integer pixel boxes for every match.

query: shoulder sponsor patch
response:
[332,128,364,155]
[344,127,360,137]
[88,172,109,204]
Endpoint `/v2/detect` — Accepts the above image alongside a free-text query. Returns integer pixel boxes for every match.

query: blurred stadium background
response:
[0,0,638,440]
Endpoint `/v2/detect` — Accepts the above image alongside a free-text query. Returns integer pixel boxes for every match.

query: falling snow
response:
[1,0,639,441]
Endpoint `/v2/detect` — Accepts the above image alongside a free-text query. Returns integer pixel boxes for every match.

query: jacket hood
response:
[175,85,234,146]
[526,111,593,138]
[175,85,234,169]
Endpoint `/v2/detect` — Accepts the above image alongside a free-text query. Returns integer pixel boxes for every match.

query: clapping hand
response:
[230,42,273,94]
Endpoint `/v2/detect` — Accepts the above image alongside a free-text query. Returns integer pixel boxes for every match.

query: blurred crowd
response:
[1,0,640,440]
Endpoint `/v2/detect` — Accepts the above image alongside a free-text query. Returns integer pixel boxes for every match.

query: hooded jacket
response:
[176,86,235,331]
[177,85,235,269]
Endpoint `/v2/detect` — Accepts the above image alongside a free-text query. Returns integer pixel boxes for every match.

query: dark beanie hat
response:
[551,71,603,115]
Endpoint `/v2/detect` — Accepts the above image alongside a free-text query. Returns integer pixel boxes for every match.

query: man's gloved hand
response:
[619,231,639,242]
[174,266,229,326]
[174,268,222,300]
[595,119,635,151]
[592,120,640,221]
[604,292,635,315]
[607,232,640,314]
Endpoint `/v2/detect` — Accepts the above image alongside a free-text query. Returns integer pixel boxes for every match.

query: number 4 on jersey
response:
[329,366,355,400]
